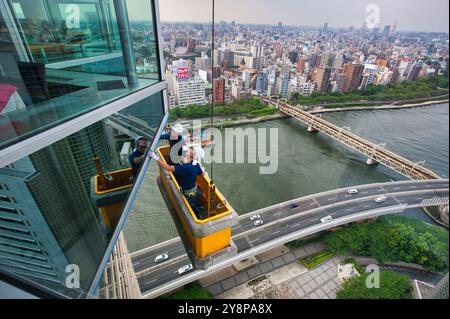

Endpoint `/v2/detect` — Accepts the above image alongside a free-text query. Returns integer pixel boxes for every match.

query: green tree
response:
[324,216,449,272]
[337,271,412,299]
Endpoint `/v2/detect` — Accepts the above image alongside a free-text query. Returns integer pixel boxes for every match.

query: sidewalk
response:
[204,242,331,298]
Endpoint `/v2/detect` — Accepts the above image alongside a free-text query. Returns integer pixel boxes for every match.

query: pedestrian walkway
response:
[205,242,340,299]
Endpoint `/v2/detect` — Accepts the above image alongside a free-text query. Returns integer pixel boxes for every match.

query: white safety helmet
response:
[192,146,205,166]
[134,136,148,151]
[194,146,205,161]
[172,124,184,134]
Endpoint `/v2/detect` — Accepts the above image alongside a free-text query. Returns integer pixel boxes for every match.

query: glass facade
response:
[0,0,161,149]
[0,91,165,297]
[0,0,167,298]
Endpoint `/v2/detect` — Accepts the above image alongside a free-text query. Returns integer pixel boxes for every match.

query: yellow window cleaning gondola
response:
[152,145,238,270]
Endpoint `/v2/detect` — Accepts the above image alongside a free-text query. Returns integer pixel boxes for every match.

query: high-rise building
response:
[174,76,207,106]
[382,25,391,38]
[276,75,290,97]
[256,71,269,95]
[309,54,319,68]
[297,57,308,74]
[342,63,364,93]
[407,63,422,81]
[231,79,242,100]
[299,81,316,96]
[322,23,329,33]
[314,67,332,93]
[289,51,299,65]
[251,45,263,58]
[320,52,330,68]
[251,45,264,69]
[213,49,223,67]
[242,70,252,91]
[332,54,344,70]
[195,52,211,71]
[361,64,379,88]
[332,73,347,93]
[213,77,226,104]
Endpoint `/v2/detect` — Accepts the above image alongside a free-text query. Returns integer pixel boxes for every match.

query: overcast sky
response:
[155,0,449,33]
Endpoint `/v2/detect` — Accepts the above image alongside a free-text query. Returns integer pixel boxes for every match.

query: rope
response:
[210,0,215,182]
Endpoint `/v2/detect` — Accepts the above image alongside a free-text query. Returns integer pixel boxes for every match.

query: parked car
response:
[177,264,193,275]
[290,203,299,209]
[253,219,264,227]
[320,215,333,223]
[374,196,387,203]
[154,253,169,263]
[250,214,261,221]
[347,189,359,194]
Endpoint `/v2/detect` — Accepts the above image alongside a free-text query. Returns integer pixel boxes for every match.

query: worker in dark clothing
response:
[149,147,207,219]
[128,136,148,178]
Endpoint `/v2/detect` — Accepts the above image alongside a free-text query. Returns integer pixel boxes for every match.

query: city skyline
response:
[157,0,449,33]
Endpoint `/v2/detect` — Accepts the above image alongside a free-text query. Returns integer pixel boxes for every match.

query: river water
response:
[124,103,449,252]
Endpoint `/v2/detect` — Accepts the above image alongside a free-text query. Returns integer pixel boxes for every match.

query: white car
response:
[347,189,359,195]
[154,253,169,263]
[320,215,333,223]
[250,214,261,221]
[253,219,264,227]
[374,196,387,203]
[177,264,193,275]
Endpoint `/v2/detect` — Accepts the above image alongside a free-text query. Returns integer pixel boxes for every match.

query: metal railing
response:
[98,233,141,299]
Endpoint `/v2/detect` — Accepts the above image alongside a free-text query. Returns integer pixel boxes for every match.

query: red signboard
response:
[177,67,189,79]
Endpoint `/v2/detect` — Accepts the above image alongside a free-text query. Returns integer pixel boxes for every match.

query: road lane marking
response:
[291,223,301,228]
[145,279,158,285]
[271,231,281,235]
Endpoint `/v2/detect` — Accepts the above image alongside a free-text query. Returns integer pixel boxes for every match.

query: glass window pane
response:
[0,90,165,297]
[0,0,161,149]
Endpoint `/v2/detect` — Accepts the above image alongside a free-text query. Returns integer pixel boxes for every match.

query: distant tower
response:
[390,21,397,36]
[382,25,391,38]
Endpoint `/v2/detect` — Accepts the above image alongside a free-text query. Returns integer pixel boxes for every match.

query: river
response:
[123,103,449,252]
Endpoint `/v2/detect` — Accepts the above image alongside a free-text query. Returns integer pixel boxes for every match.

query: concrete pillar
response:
[366,157,379,165]
[439,205,449,226]
[113,0,138,88]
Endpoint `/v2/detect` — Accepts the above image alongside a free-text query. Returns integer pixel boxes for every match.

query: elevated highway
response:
[129,179,449,298]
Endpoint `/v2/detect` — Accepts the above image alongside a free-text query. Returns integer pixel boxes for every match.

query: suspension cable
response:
[210,0,215,181]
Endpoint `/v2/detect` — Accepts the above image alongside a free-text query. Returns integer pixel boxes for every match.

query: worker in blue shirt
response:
[160,123,214,164]
[128,136,148,178]
[149,147,207,219]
